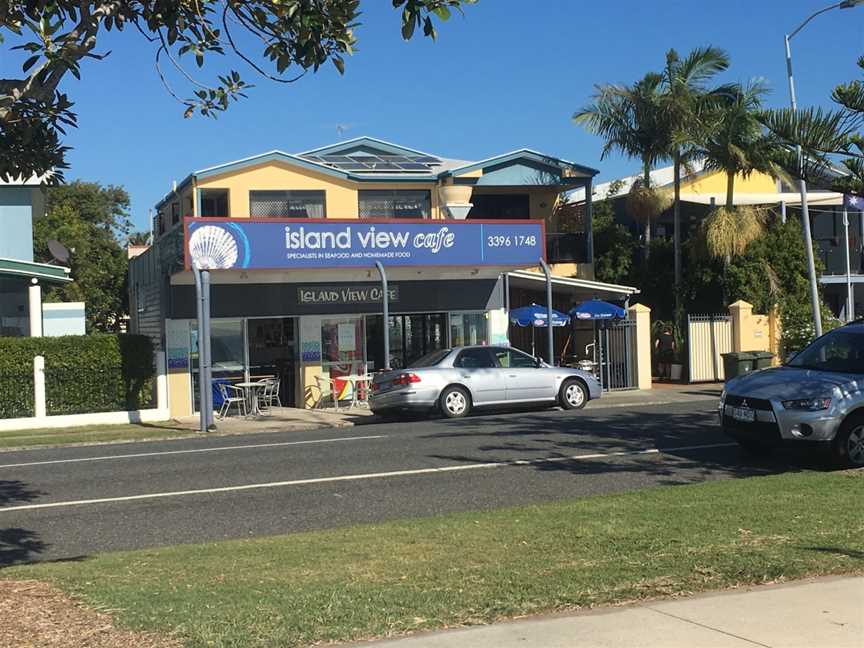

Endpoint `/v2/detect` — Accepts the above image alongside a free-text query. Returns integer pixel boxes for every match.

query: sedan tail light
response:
[393,373,422,386]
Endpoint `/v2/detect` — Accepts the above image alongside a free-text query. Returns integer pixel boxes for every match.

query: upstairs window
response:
[359,190,430,219]
[250,190,325,218]
[200,189,229,218]
[171,202,180,225]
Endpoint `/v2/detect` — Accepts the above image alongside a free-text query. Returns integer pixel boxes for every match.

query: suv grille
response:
[724,395,773,411]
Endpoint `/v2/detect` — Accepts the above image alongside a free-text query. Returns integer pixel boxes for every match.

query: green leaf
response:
[22,54,40,72]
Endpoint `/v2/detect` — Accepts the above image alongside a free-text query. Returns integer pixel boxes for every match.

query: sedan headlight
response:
[781,398,832,411]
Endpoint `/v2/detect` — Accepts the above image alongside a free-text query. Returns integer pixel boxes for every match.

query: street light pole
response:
[783,0,864,338]
[784,33,822,337]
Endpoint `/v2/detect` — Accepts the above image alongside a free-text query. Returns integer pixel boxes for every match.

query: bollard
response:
[33,355,46,418]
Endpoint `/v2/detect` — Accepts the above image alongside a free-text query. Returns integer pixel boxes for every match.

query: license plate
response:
[727,406,756,422]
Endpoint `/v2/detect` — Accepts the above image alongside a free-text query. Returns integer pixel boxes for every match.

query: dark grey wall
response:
[169,278,503,319]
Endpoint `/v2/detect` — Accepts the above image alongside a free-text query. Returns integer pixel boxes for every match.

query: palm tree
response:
[574,73,669,259]
[699,80,778,209]
[698,80,778,302]
[659,47,730,300]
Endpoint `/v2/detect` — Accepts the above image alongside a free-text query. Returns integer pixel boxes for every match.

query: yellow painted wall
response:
[167,369,192,418]
[195,161,444,219]
[682,169,777,195]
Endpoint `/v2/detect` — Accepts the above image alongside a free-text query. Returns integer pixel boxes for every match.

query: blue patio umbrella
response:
[509,304,570,327]
[509,303,569,357]
[570,299,626,321]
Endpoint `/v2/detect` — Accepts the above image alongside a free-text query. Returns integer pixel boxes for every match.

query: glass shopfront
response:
[364,313,449,371]
[191,316,298,412]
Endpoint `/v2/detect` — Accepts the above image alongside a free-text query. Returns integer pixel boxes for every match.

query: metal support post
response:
[374,261,390,371]
[539,258,554,365]
[193,266,207,433]
[201,269,215,429]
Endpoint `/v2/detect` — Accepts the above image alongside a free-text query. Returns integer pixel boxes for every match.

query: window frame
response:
[249,190,326,218]
[358,189,432,219]
[454,347,495,369]
[200,189,230,218]
[490,347,539,369]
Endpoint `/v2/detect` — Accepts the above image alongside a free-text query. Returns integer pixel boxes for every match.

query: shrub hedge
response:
[0,334,156,418]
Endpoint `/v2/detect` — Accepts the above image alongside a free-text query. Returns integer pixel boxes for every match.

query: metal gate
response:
[687,314,732,382]
[596,319,637,391]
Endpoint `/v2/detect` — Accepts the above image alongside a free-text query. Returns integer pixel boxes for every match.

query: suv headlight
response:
[781,398,832,411]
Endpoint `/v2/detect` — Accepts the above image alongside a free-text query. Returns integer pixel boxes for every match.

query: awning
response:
[507,270,638,301]
[679,192,845,207]
[0,258,72,283]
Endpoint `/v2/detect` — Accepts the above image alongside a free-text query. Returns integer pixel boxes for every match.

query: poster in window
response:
[338,323,356,352]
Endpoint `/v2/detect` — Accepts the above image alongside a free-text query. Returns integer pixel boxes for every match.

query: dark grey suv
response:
[721,322,864,467]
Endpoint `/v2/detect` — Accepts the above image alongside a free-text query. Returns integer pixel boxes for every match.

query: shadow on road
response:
[421,406,834,484]
[0,479,48,567]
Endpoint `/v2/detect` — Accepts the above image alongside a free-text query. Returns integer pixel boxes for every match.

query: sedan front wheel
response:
[560,379,587,410]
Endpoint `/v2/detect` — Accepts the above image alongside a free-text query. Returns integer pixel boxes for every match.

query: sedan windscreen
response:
[787,329,864,373]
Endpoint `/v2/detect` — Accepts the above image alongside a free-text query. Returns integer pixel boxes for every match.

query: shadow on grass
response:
[0,480,48,567]
[799,546,864,560]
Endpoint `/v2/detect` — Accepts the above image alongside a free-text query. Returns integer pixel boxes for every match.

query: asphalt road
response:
[0,399,821,565]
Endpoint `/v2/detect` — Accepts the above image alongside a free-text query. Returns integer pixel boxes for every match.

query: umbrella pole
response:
[531,327,535,356]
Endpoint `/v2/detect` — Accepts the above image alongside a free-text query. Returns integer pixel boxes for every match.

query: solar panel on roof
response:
[398,163,429,170]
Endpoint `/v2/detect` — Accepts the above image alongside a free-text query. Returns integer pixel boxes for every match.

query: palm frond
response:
[703,206,765,259]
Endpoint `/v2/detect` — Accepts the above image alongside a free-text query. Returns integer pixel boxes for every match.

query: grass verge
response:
[6,470,864,647]
[0,421,188,449]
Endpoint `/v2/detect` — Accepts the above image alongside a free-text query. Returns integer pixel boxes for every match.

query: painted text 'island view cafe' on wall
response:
[129,138,638,416]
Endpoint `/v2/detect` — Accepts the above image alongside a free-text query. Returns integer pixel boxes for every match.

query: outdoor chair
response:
[314,374,340,410]
[256,377,282,413]
[264,377,282,409]
[218,382,248,419]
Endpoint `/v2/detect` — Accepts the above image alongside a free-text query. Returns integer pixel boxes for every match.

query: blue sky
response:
[6,0,864,231]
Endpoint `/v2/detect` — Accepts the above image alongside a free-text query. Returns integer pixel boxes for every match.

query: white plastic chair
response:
[314,374,340,410]
[218,383,248,418]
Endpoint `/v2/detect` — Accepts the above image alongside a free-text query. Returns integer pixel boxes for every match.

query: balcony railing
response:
[546,232,589,264]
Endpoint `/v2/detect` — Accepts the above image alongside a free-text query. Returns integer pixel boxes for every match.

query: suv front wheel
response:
[832,415,864,467]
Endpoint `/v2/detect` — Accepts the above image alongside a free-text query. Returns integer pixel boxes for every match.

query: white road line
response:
[0,442,736,513]
[0,435,388,469]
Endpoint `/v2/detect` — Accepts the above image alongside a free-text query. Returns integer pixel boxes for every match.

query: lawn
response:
[0,421,189,449]
[6,470,864,647]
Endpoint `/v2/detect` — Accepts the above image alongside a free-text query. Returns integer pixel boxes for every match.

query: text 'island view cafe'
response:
[129,138,640,417]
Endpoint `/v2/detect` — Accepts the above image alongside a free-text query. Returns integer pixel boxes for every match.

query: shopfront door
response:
[247,317,297,407]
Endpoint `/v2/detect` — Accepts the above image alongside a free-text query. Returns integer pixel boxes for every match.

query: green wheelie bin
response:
[749,351,774,370]
[721,352,755,381]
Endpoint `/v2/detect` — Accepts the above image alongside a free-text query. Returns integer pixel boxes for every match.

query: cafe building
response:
[129,137,638,416]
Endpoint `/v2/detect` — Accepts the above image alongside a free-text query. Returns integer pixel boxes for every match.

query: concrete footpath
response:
[174,383,723,436]
[358,576,864,648]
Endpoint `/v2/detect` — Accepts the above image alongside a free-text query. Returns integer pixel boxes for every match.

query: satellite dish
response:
[47,239,71,265]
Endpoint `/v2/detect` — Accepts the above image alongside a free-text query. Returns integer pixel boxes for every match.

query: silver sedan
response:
[369,345,602,418]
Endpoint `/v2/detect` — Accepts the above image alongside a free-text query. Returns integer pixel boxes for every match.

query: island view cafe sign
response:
[183,217,546,270]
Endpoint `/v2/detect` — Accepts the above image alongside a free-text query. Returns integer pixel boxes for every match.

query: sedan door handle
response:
[508,374,517,378]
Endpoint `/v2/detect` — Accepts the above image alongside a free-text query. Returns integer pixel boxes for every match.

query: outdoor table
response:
[342,374,373,408]
[235,381,268,417]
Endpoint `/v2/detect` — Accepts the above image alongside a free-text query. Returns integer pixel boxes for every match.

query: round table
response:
[235,381,268,417]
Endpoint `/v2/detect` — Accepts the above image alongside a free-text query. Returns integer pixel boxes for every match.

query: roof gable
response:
[444,150,598,186]
[297,137,439,160]
[194,150,349,181]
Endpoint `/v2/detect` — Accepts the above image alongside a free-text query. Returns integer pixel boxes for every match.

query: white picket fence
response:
[0,352,169,432]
